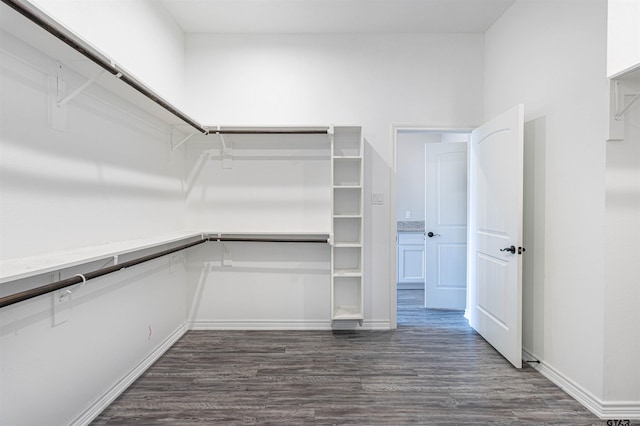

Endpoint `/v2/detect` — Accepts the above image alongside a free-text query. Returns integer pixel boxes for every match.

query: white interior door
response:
[467,104,524,369]
[424,142,468,310]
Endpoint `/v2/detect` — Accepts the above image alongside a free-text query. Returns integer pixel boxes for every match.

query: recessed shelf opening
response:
[332,277,362,319]
[333,246,362,275]
[333,187,362,216]
[333,158,362,186]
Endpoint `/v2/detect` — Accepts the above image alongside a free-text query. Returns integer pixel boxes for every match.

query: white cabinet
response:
[397,232,425,288]
[331,126,364,322]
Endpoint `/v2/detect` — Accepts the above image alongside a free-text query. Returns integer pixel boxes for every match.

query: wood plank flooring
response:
[92,290,601,425]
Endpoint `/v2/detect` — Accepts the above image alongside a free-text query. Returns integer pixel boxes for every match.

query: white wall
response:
[0,20,190,425]
[604,93,640,403]
[485,0,610,408]
[185,33,484,164]
[184,133,331,233]
[184,33,485,327]
[396,132,428,222]
[0,258,188,425]
[186,242,331,329]
[31,0,187,109]
[0,30,186,260]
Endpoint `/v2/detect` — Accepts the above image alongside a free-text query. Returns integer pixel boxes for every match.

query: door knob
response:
[427,232,440,238]
[500,245,516,254]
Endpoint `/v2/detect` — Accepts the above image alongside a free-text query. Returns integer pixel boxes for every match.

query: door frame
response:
[390,125,474,328]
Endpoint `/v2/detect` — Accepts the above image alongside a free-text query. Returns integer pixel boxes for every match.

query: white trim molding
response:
[69,325,188,426]
[188,320,332,330]
[601,402,640,420]
[188,319,392,331]
[523,349,640,420]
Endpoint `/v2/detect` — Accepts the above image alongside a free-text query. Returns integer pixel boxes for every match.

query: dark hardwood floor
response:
[92,290,601,425]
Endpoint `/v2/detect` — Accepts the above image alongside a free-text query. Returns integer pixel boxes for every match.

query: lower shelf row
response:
[332,276,363,320]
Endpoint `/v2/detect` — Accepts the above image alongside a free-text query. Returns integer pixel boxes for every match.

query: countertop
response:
[397,221,425,232]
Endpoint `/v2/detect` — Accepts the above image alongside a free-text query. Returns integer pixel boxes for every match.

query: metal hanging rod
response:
[0,238,207,309]
[210,236,330,243]
[2,0,207,135]
[207,130,329,135]
[0,234,329,309]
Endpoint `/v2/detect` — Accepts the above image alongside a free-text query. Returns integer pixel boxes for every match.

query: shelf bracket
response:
[615,87,640,121]
[222,242,232,266]
[609,79,640,141]
[57,68,106,108]
[172,128,197,151]
[221,134,232,169]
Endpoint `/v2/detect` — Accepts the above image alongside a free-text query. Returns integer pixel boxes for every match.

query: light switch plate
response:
[372,193,384,205]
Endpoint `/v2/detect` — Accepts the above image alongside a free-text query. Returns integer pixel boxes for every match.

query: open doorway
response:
[395,129,470,319]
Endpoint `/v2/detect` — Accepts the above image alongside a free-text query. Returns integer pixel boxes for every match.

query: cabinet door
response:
[397,243,425,283]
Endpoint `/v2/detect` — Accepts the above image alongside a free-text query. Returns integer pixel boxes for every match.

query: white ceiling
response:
[159,0,515,34]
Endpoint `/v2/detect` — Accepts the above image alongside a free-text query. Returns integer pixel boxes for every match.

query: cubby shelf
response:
[330,126,364,323]
[333,271,362,277]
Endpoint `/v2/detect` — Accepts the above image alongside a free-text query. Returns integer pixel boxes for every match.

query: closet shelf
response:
[0,231,204,285]
[332,308,363,320]
[0,231,331,285]
[333,270,362,277]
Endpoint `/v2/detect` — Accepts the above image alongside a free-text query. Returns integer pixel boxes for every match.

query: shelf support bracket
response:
[48,63,67,131]
[172,128,197,151]
[609,79,640,141]
[615,87,640,120]
[57,69,106,107]
[221,134,232,169]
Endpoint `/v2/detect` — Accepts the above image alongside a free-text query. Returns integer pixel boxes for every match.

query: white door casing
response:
[424,142,468,310]
[467,104,524,369]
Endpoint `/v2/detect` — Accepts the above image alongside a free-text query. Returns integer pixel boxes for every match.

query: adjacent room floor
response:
[92,290,600,425]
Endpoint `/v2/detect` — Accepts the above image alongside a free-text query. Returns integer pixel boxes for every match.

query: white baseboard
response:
[69,325,187,426]
[188,319,392,331]
[522,348,640,420]
[188,319,332,330]
[362,319,393,330]
[397,283,424,290]
[601,402,640,419]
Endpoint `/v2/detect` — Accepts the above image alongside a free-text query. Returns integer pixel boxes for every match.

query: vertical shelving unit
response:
[331,126,364,323]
